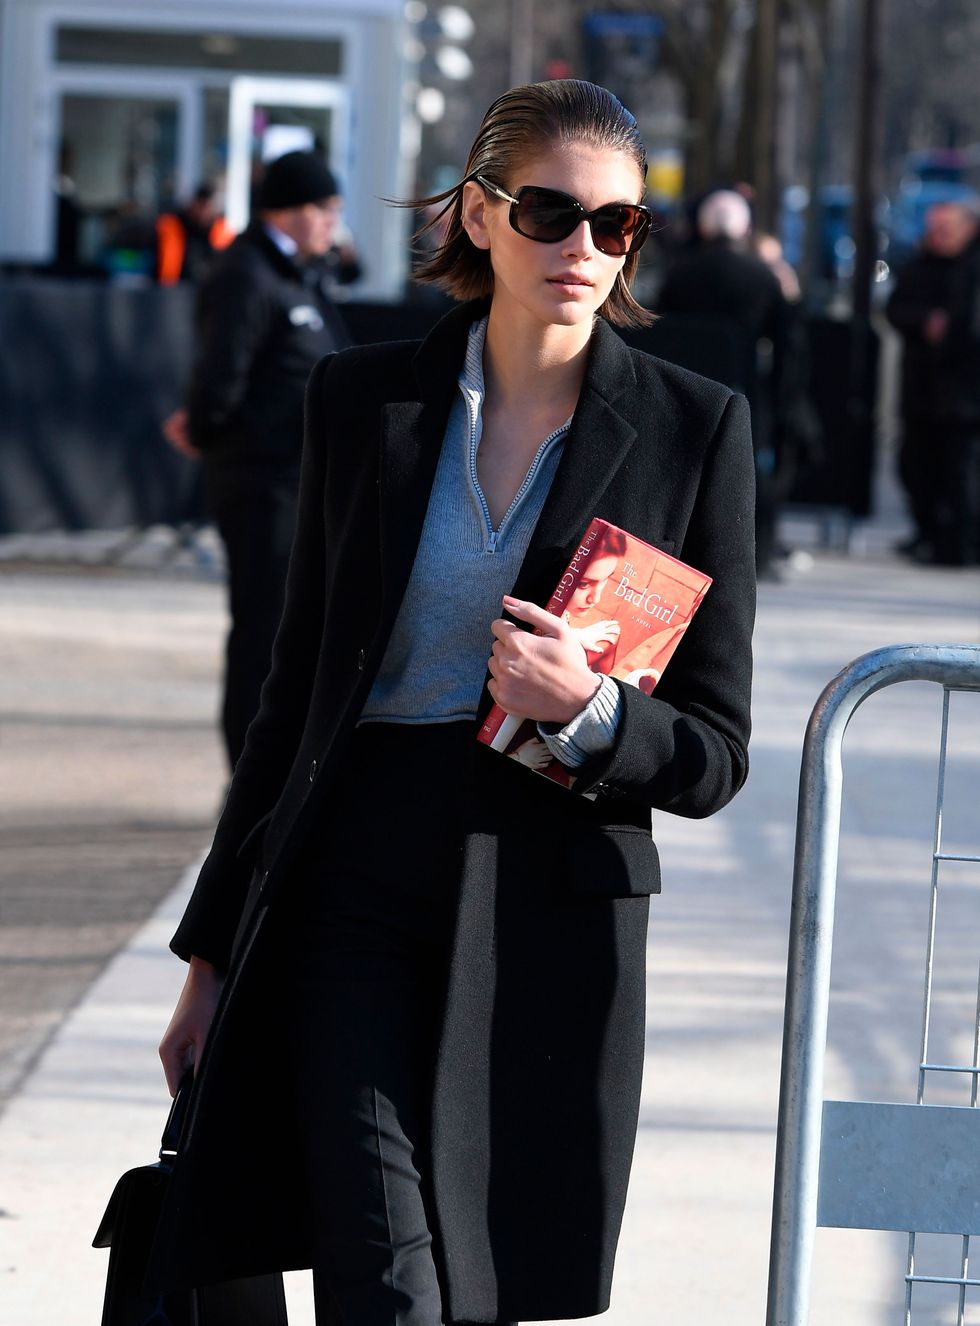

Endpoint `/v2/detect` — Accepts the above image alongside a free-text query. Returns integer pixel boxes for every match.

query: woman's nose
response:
[561,219,596,258]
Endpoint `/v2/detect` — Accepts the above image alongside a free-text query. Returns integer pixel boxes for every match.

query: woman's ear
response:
[460,180,492,251]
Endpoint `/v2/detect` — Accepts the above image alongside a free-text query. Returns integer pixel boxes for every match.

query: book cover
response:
[477,518,712,789]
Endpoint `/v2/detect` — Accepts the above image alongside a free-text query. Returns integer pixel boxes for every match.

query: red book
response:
[477,518,712,789]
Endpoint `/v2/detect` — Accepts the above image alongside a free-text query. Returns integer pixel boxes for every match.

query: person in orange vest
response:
[156,183,235,284]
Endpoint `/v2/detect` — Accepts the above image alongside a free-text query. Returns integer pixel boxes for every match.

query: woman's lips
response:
[548,275,594,290]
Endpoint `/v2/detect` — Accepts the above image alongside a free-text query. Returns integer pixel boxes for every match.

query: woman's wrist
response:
[554,670,604,726]
[189,955,224,984]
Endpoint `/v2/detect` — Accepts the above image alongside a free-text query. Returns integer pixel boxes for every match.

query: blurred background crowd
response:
[2,0,980,606]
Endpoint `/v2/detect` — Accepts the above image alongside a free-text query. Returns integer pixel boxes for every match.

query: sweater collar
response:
[385,300,640,620]
[411,298,638,411]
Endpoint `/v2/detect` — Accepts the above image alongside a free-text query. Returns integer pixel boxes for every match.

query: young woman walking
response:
[156,79,756,1325]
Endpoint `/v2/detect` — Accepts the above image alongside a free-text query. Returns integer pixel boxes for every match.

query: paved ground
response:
[1,511,979,1326]
[0,554,226,1110]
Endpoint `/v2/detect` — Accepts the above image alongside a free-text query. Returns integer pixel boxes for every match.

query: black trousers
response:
[934,421,980,565]
[898,414,940,546]
[282,723,517,1326]
[206,470,299,770]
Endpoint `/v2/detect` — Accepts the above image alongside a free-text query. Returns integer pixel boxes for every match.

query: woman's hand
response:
[571,618,621,654]
[161,408,201,459]
[159,956,225,1096]
[622,666,661,695]
[488,595,601,725]
[509,737,554,771]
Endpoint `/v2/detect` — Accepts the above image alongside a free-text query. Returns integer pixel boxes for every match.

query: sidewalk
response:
[1,524,979,1326]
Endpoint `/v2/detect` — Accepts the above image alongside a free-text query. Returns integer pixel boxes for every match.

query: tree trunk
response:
[800,0,833,290]
[685,0,736,195]
[754,0,780,228]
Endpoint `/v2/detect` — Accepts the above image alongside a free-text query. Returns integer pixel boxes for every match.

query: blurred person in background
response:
[658,188,795,578]
[886,200,980,565]
[155,182,235,285]
[53,141,83,274]
[311,215,363,296]
[751,228,823,523]
[163,150,351,769]
[753,229,802,303]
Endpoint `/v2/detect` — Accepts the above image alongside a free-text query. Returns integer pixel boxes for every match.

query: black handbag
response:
[92,1074,288,1325]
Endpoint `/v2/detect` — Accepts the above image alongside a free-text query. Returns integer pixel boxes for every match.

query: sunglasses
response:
[475,176,652,257]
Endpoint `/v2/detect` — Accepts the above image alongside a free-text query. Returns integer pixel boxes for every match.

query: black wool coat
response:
[152,300,756,1323]
[886,240,980,425]
[187,221,349,472]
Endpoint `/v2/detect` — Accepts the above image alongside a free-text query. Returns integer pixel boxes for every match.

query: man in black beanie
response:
[163,150,355,770]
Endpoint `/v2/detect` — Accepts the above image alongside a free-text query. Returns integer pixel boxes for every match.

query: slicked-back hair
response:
[399,80,655,329]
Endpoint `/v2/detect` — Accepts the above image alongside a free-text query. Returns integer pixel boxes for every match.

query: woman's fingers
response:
[159,1030,194,1097]
[159,957,224,1096]
[501,595,563,636]
[489,617,523,643]
[160,1015,207,1095]
[487,596,601,723]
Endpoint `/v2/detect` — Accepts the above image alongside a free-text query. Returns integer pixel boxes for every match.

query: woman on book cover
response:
[154,80,756,1325]
[560,523,626,670]
[501,525,626,781]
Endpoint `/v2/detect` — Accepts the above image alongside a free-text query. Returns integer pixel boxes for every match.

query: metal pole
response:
[847,0,884,513]
[766,644,980,1326]
[850,0,883,327]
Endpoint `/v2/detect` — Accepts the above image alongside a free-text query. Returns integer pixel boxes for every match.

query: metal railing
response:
[766,643,980,1326]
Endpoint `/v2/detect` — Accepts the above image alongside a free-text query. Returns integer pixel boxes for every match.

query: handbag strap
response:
[159,1069,195,1161]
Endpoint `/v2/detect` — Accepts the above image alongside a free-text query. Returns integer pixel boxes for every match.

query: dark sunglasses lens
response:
[515,189,579,242]
[513,187,650,254]
[626,209,651,252]
[591,206,646,256]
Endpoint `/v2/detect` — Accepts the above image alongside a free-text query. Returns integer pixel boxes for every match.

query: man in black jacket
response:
[886,201,980,564]
[164,151,351,768]
[658,190,792,577]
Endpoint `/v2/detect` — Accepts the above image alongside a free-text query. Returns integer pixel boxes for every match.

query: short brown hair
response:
[401,80,655,329]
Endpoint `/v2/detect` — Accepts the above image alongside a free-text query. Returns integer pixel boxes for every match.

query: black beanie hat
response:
[258,151,340,209]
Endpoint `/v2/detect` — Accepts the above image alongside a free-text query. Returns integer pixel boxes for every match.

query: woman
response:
[155,80,756,1325]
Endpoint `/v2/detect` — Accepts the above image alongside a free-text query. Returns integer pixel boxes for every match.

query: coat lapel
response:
[378,400,441,622]
[377,302,479,625]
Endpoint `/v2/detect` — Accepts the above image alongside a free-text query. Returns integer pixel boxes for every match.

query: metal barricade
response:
[766,643,980,1326]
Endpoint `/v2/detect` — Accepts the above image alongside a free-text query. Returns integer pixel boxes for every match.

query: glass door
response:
[225,76,349,233]
[52,72,199,273]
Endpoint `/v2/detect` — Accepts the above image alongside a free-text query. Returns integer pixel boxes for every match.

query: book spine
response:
[477,698,515,748]
[542,518,606,616]
[476,518,606,747]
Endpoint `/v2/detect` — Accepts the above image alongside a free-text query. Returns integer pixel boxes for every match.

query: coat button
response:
[309,759,318,782]
[357,648,366,671]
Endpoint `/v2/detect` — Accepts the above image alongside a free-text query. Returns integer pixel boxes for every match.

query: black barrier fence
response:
[0,279,201,534]
[0,279,876,536]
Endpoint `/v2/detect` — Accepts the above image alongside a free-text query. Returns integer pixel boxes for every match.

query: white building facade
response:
[0,0,414,297]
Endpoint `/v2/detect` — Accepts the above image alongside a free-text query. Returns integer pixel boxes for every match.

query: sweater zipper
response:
[464,385,568,555]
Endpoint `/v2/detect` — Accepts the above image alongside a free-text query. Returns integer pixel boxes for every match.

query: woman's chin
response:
[538,294,600,327]
[494,285,601,333]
